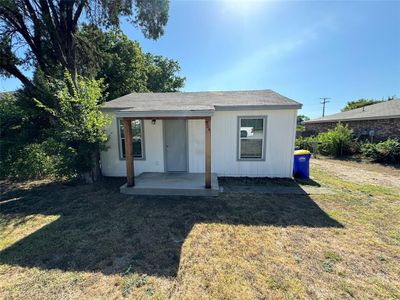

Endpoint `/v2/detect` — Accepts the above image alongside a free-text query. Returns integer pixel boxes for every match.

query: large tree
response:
[144,53,185,93]
[341,99,383,112]
[0,0,169,90]
[341,97,395,112]
[297,114,310,126]
[76,25,185,100]
[0,0,172,181]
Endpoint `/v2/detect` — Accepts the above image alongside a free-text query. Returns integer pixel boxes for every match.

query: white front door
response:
[164,120,188,172]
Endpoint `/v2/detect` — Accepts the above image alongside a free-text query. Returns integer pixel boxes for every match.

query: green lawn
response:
[0,161,399,299]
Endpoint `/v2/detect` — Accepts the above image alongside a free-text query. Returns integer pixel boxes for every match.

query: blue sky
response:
[1,0,399,118]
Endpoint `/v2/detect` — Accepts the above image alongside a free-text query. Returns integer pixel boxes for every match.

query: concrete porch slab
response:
[120,172,219,196]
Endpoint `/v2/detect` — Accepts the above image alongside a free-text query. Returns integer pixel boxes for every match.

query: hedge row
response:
[295,123,400,164]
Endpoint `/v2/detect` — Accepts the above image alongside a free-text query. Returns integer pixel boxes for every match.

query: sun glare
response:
[221,0,266,18]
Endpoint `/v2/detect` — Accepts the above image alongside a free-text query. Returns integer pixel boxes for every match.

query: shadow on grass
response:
[219,176,322,189]
[0,177,342,277]
[295,178,321,187]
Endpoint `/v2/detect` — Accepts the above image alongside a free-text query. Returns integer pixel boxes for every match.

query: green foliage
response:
[144,53,185,93]
[323,250,342,273]
[295,123,353,156]
[35,71,110,175]
[0,93,24,159]
[295,136,318,152]
[0,35,23,79]
[360,139,400,164]
[1,0,169,88]
[1,0,177,181]
[0,92,45,179]
[296,125,305,132]
[101,36,148,99]
[0,72,68,180]
[296,127,399,163]
[1,73,110,180]
[133,0,169,39]
[317,123,353,157]
[77,27,148,98]
[121,274,148,297]
[0,91,49,180]
[296,115,310,132]
[359,142,376,158]
[2,26,184,180]
[76,26,185,100]
[41,138,81,178]
[1,143,58,180]
[297,114,310,125]
[341,98,389,112]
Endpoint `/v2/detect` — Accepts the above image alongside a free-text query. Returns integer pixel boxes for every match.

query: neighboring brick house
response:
[304,99,400,142]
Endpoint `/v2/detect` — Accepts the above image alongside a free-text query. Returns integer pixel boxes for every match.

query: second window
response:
[118,119,144,159]
[238,116,266,160]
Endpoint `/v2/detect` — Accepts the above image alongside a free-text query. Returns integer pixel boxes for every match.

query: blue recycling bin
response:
[293,150,311,179]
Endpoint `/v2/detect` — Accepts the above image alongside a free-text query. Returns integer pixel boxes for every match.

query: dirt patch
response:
[311,158,400,189]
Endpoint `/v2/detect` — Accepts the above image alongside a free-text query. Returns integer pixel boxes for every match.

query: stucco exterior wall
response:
[101,109,297,178]
[304,118,400,141]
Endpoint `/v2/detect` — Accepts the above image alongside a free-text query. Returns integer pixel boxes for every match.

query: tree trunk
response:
[81,151,102,184]
[93,151,102,180]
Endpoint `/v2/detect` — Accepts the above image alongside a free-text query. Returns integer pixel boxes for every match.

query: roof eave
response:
[305,115,400,124]
[114,109,215,118]
[102,103,303,112]
[215,104,302,110]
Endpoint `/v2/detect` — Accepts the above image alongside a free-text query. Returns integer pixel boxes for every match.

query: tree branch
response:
[47,0,60,28]
[22,0,47,69]
[38,0,68,68]
[1,63,33,89]
[72,0,85,29]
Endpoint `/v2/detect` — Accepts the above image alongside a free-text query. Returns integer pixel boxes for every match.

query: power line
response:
[320,97,331,117]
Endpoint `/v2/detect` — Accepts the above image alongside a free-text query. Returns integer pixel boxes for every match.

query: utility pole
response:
[320,97,331,117]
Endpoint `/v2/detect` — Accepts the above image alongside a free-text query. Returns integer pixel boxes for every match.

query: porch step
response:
[120,172,219,197]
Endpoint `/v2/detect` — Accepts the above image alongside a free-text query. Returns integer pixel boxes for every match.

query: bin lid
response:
[294,150,311,155]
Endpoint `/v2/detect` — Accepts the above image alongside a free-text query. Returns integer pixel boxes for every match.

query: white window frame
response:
[117,119,145,160]
[237,116,267,161]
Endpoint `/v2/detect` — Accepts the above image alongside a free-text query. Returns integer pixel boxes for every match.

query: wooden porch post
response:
[123,118,135,187]
[205,117,211,188]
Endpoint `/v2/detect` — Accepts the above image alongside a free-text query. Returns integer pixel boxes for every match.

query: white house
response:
[100,90,302,195]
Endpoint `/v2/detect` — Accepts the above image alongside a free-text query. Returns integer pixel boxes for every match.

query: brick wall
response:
[304,118,400,141]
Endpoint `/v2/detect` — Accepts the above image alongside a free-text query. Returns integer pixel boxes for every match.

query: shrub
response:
[295,136,319,152]
[360,138,400,164]
[41,138,79,178]
[0,93,25,162]
[35,71,110,180]
[359,142,375,158]
[0,138,80,181]
[317,123,353,157]
[349,140,361,155]
[3,143,57,180]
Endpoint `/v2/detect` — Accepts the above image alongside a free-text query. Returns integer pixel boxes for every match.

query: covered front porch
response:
[120,172,219,196]
[120,114,215,196]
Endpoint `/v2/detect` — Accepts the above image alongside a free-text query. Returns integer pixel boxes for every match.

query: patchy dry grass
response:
[0,161,399,299]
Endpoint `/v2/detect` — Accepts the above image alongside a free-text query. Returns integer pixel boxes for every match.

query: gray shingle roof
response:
[102,90,302,112]
[305,99,400,124]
